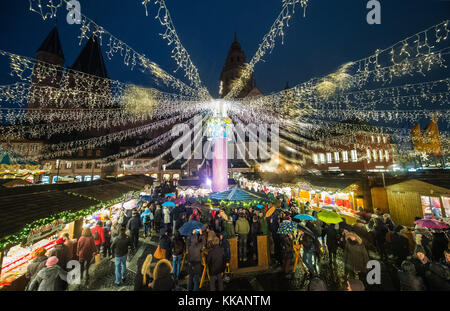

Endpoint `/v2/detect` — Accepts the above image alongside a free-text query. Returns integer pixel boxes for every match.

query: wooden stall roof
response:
[0,175,153,240]
[386,179,450,195]
[0,190,97,238]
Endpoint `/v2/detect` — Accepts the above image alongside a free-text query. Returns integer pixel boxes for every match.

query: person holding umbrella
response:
[324,224,339,267]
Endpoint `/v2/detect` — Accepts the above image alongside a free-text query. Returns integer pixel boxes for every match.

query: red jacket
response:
[91,226,105,245]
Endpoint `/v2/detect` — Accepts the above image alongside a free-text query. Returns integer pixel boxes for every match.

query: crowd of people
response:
[23,183,450,291]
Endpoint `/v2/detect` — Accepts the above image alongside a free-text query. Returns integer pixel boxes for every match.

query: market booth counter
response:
[0,190,98,290]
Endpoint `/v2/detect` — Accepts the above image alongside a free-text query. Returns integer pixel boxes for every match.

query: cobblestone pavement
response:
[68,232,399,291]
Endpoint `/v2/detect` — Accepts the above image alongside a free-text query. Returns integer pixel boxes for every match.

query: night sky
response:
[0,1,449,130]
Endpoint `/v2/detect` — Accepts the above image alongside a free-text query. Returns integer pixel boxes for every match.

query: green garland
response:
[196,197,273,208]
[0,191,139,252]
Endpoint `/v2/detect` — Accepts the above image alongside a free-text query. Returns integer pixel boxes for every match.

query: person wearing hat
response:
[54,237,69,270]
[397,260,426,291]
[343,231,370,280]
[26,248,48,282]
[207,236,225,291]
[411,245,431,280]
[26,256,68,291]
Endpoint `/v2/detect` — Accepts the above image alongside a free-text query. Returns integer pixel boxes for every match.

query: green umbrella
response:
[317,210,343,224]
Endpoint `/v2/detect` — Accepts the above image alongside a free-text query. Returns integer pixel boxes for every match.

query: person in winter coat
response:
[102,220,112,258]
[172,232,185,280]
[383,214,395,231]
[250,215,261,261]
[154,205,162,234]
[235,213,250,262]
[411,245,431,281]
[431,231,448,262]
[52,238,67,266]
[391,227,411,268]
[161,206,171,236]
[160,229,173,260]
[424,262,450,290]
[343,232,370,280]
[373,217,388,260]
[214,212,225,234]
[175,213,187,234]
[91,221,105,254]
[280,233,294,276]
[189,208,200,221]
[301,232,318,276]
[219,233,231,266]
[26,248,47,282]
[258,212,268,236]
[187,230,205,291]
[150,259,175,291]
[207,237,225,291]
[231,208,239,226]
[77,227,97,283]
[134,253,153,291]
[397,260,426,291]
[27,256,67,291]
[324,224,339,266]
[127,210,142,251]
[141,208,153,238]
[111,227,132,286]
[352,222,374,251]
[62,233,75,262]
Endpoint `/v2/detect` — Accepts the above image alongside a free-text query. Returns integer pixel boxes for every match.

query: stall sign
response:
[26,220,66,246]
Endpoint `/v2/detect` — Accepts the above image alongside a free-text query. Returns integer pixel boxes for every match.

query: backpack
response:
[93,229,100,241]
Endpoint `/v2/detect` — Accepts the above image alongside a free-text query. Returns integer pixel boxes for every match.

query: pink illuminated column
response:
[212,137,228,192]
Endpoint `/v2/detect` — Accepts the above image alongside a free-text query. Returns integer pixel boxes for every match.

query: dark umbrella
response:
[187,197,197,204]
[140,195,153,202]
[297,224,316,238]
[178,221,204,236]
[414,219,449,229]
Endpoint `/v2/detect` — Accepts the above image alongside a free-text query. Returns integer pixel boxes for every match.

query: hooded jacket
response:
[187,234,205,275]
[27,265,68,291]
[152,259,175,291]
[235,217,250,235]
[343,233,369,274]
[111,234,132,258]
[207,245,225,275]
[425,263,450,291]
[26,255,47,280]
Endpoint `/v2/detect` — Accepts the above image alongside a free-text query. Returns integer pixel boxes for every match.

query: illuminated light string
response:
[40,114,193,158]
[141,0,211,99]
[27,0,204,99]
[0,50,201,103]
[98,115,208,167]
[225,0,309,99]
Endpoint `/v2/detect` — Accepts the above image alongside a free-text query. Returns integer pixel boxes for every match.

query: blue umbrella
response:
[294,214,317,221]
[162,201,175,207]
[178,221,204,236]
[165,193,176,197]
[256,204,264,209]
[140,195,153,202]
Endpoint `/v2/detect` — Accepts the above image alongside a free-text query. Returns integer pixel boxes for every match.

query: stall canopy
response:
[0,190,97,239]
[210,188,265,202]
[0,175,153,245]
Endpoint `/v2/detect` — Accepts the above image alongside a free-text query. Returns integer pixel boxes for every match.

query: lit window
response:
[383,136,387,144]
[334,152,340,163]
[66,162,72,169]
[327,153,332,164]
[17,144,24,153]
[87,150,92,157]
[351,150,358,162]
[379,150,383,162]
[385,150,389,162]
[86,163,92,169]
[78,150,84,157]
[373,150,377,161]
[371,136,375,143]
[377,136,381,144]
[320,154,326,164]
[76,162,83,169]
[342,151,349,163]
[95,150,101,156]
[367,149,371,162]
[313,154,319,164]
